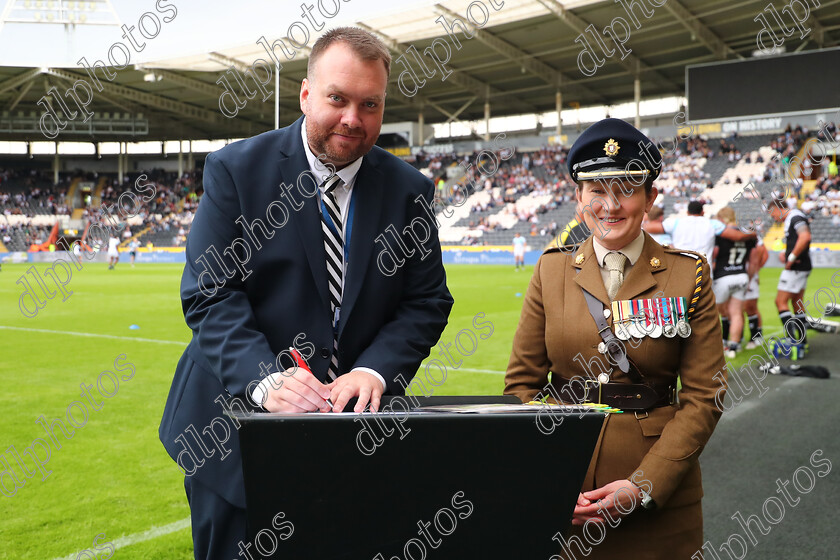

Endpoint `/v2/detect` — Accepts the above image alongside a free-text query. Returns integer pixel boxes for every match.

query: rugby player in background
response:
[713,207,756,358]
[743,232,768,349]
[769,196,812,348]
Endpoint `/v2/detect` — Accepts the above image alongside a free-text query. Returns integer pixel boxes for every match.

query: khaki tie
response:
[604,251,627,300]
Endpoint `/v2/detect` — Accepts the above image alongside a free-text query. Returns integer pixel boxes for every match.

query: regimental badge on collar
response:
[650,257,661,268]
[575,253,585,265]
[604,138,620,156]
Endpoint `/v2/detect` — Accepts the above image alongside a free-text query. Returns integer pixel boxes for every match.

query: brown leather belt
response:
[554,377,676,412]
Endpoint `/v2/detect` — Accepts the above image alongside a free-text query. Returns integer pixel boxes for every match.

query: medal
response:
[645,299,661,338]
[615,321,630,340]
[627,300,642,339]
[675,297,691,338]
[613,301,630,340]
[633,299,651,338]
[661,297,677,338]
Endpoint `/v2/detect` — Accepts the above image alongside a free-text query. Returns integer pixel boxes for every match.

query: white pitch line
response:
[51,517,191,560]
[0,325,186,346]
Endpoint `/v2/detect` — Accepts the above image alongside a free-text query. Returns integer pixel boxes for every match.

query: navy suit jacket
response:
[159,117,453,507]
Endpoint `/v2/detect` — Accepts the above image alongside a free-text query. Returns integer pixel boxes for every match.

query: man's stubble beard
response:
[307,121,378,167]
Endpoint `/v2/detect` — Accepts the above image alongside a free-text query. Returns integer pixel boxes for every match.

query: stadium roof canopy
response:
[0,0,839,142]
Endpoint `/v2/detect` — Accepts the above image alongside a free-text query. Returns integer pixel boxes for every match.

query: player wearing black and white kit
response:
[713,207,756,357]
[743,238,768,348]
[769,199,812,347]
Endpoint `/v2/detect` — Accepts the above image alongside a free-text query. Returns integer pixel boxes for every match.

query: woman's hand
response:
[572,479,644,526]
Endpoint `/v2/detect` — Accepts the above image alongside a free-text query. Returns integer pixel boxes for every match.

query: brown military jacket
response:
[505,232,727,511]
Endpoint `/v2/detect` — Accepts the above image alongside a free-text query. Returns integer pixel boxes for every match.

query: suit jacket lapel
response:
[278,117,331,312]
[338,158,384,336]
[616,232,668,300]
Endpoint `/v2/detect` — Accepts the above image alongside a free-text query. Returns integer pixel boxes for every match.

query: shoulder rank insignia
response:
[663,246,706,263]
[575,253,585,265]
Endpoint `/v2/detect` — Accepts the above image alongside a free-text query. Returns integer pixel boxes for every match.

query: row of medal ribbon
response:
[610,297,692,340]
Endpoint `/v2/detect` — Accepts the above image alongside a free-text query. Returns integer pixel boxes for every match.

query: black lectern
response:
[234,396,603,559]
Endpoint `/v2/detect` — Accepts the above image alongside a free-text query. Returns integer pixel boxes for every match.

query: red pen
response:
[289,347,334,409]
[289,347,312,373]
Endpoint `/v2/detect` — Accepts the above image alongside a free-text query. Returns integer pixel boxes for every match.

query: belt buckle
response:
[583,379,602,404]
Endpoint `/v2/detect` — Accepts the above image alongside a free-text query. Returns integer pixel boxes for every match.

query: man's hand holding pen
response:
[251,347,382,413]
[253,367,334,413]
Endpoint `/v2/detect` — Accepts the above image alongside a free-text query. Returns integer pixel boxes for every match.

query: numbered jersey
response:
[713,236,756,278]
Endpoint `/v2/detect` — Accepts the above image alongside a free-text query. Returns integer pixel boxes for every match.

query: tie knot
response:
[323,175,342,194]
[604,251,627,273]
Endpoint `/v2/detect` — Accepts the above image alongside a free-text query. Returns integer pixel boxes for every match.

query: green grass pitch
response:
[0,262,834,558]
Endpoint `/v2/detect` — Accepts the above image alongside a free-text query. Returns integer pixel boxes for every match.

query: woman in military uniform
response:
[505,119,727,559]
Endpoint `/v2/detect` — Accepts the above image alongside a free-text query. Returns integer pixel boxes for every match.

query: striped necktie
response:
[320,175,343,380]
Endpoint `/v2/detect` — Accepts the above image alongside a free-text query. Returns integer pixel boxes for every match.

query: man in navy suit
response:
[159,27,453,559]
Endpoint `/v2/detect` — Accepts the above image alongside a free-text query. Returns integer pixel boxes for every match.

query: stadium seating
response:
[1,124,837,251]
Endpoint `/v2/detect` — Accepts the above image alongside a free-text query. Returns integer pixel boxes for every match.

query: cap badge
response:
[604,138,620,156]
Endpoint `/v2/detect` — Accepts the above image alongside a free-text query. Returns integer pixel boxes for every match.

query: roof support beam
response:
[150,68,229,98]
[0,68,41,97]
[44,68,221,123]
[207,52,301,95]
[434,4,559,85]
[661,0,742,59]
[356,22,537,112]
[535,0,680,93]
[52,74,140,114]
[428,96,477,124]
[805,14,826,48]
[6,80,33,111]
[433,4,608,103]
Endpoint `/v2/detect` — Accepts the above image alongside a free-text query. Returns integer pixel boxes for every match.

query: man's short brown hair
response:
[308,27,391,80]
